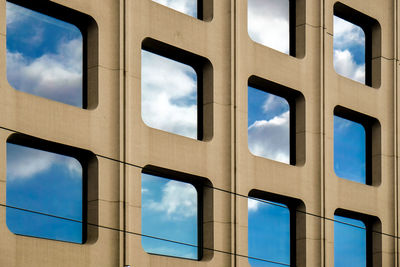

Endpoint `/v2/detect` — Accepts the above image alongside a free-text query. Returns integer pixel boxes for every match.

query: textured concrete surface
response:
[0,0,398,266]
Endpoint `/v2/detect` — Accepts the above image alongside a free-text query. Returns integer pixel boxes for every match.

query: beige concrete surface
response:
[0,0,398,266]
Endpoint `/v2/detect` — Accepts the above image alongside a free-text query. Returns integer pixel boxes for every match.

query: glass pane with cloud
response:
[6,1,83,107]
[152,0,197,18]
[141,50,198,139]
[141,173,198,259]
[334,215,366,267]
[248,0,289,54]
[333,16,366,84]
[334,116,366,183]
[6,143,83,243]
[248,86,290,164]
[248,197,290,266]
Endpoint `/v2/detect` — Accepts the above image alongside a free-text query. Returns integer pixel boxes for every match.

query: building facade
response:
[0,0,398,266]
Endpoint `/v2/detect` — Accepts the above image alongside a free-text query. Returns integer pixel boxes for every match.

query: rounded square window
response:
[6,0,98,108]
[6,134,98,244]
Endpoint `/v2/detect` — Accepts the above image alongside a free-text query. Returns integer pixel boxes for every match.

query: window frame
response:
[141,165,214,261]
[334,209,382,267]
[6,0,99,109]
[333,2,381,88]
[247,0,306,58]
[6,133,98,244]
[141,38,213,141]
[334,106,381,185]
[248,190,306,267]
[248,76,305,165]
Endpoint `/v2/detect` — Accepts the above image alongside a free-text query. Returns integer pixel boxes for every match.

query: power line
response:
[94,153,370,232]
[0,202,289,266]
[0,125,396,249]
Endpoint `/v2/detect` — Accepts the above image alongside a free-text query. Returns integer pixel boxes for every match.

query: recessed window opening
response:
[248,0,300,56]
[152,0,213,21]
[333,106,381,185]
[334,215,366,267]
[6,134,97,244]
[6,0,98,108]
[141,38,213,141]
[333,3,381,87]
[248,76,305,165]
[248,190,305,267]
[334,209,382,267]
[248,198,290,265]
[333,16,366,84]
[248,87,290,164]
[141,166,213,260]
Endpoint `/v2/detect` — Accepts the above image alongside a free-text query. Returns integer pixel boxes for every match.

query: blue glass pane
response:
[334,215,366,267]
[333,16,366,84]
[141,50,198,139]
[334,116,366,183]
[248,198,290,266]
[248,86,290,164]
[6,143,83,243]
[141,173,198,259]
[6,2,83,107]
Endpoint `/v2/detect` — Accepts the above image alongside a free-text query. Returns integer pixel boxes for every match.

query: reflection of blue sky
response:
[141,174,198,259]
[141,50,198,139]
[248,198,290,266]
[6,2,83,107]
[5,1,370,264]
[333,16,366,84]
[334,116,366,183]
[152,0,197,18]
[6,143,83,243]
[248,86,290,164]
[334,215,366,267]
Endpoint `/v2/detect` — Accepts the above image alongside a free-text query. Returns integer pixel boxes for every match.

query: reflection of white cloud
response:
[334,16,365,49]
[334,116,353,132]
[6,2,27,26]
[333,16,365,84]
[66,157,83,177]
[141,188,149,194]
[153,0,197,17]
[262,94,289,115]
[248,198,260,212]
[248,111,290,164]
[147,180,197,220]
[333,49,365,83]
[141,50,197,139]
[7,144,82,181]
[7,38,83,107]
[248,0,289,54]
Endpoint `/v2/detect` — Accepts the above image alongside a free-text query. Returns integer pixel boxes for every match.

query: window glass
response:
[334,116,366,183]
[334,215,366,267]
[141,50,198,139]
[6,143,83,243]
[153,0,197,18]
[248,0,289,54]
[6,1,83,107]
[248,86,290,164]
[141,173,198,259]
[248,197,290,266]
[333,16,366,84]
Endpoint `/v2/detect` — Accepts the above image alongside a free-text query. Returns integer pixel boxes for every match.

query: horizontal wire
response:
[0,126,394,241]
[0,202,289,266]
[94,153,369,232]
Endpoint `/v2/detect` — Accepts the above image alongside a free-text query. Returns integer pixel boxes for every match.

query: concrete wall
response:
[0,0,398,266]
